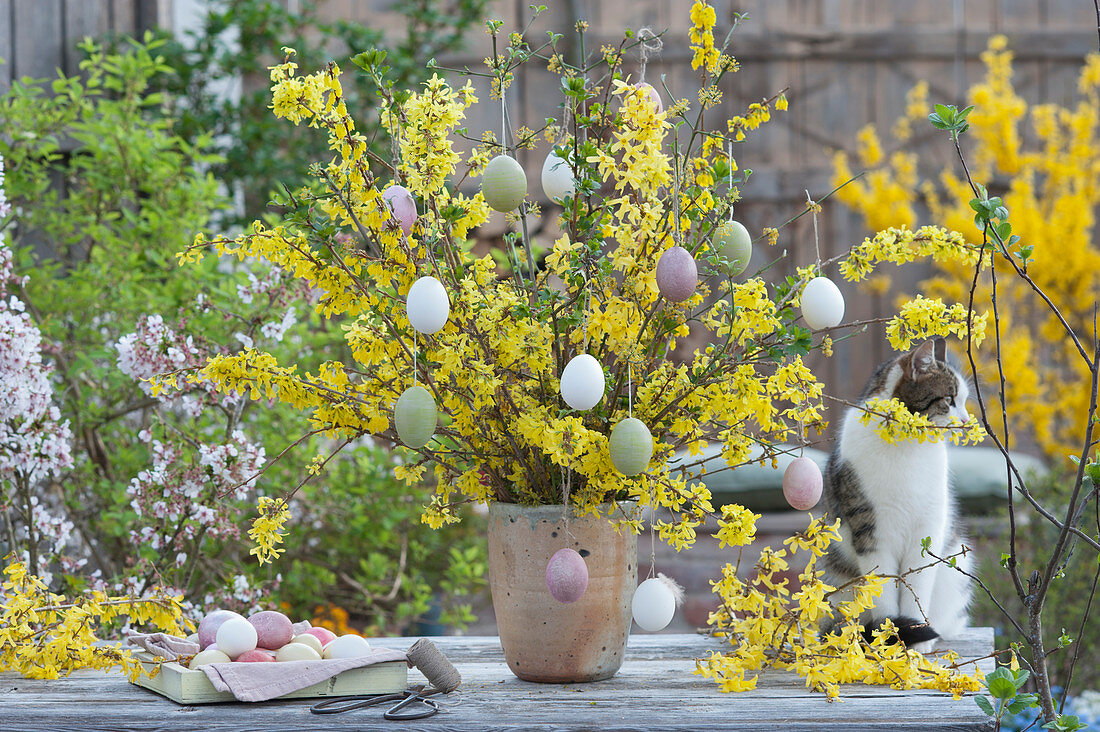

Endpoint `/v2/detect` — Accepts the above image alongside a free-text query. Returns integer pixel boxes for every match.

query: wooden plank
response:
[0,0,11,90]
[12,0,62,80]
[63,0,108,75]
[0,632,995,730]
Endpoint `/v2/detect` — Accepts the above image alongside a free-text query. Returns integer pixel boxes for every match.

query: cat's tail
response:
[862,616,939,647]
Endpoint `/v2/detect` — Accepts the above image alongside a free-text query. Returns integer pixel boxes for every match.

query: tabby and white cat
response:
[820,337,973,652]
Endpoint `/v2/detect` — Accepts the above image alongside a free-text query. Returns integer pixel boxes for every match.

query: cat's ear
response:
[933,336,947,363]
[905,339,938,378]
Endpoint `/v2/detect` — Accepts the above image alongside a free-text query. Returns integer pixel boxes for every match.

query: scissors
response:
[309,685,440,720]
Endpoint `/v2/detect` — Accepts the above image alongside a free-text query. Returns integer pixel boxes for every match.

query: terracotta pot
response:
[487,501,638,683]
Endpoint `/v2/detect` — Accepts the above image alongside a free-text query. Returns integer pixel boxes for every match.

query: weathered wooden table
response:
[2,631,995,731]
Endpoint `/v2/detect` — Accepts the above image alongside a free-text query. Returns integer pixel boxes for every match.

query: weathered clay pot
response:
[487,501,638,683]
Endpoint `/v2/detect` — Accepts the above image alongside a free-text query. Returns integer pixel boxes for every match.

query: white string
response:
[648,505,656,579]
[501,89,507,154]
[413,330,417,386]
[582,273,591,352]
[728,140,735,223]
[806,189,821,267]
[672,146,681,246]
[637,28,662,83]
[628,363,633,418]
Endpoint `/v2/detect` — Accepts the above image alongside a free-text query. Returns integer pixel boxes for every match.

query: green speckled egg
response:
[714,220,753,275]
[481,154,527,212]
[395,385,437,448]
[609,417,653,476]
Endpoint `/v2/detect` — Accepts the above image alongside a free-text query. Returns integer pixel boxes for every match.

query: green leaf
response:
[988,676,1016,699]
[1011,668,1030,688]
[974,695,995,716]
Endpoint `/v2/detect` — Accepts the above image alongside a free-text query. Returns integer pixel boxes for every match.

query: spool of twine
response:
[407,638,461,694]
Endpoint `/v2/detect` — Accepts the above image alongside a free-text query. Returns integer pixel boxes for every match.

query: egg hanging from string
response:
[406,275,450,334]
[656,246,698,303]
[609,417,653,476]
[800,276,845,330]
[631,573,684,632]
[541,151,576,201]
[559,354,605,411]
[545,548,589,603]
[636,82,663,112]
[714,220,753,276]
[394,385,438,449]
[481,154,528,212]
[381,184,417,235]
[783,456,823,511]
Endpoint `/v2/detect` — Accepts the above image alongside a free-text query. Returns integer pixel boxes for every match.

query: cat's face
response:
[866,338,971,428]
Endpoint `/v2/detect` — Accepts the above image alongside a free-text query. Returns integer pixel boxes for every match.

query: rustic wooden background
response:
[3,0,1097,411]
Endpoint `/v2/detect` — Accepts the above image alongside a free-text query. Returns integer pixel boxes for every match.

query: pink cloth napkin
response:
[126,632,199,660]
[200,648,409,702]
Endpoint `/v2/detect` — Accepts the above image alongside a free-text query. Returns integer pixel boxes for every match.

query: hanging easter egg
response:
[382,184,417,235]
[800,276,845,330]
[656,246,698,303]
[406,275,450,334]
[714,220,753,276]
[541,151,576,201]
[783,456,823,511]
[215,616,258,660]
[395,385,437,449]
[545,548,589,603]
[636,82,663,112]
[481,154,527,212]
[609,417,653,476]
[559,354,605,411]
[632,574,684,632]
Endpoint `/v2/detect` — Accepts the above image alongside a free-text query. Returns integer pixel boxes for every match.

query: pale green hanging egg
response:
[609,417,654,476]
[395,385,437,448]
[481,154,527,212]
[714,220,753,275]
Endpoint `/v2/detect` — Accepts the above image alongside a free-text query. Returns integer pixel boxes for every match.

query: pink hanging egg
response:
[382,185,417,235]
[656,246,698,303]
[783,456,823,511]
[545,548,589,603]
[636,82,663,112]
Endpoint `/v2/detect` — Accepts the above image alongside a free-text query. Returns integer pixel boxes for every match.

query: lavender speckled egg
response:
[545,548,589,603]
[481,154,527,212]
[783,456,823,511]
[655,246,698,303]
[609,417,653,476]
[197,609,243,650]
[247,610,294,650]
[636,82,663,112]
[382,185,417,235]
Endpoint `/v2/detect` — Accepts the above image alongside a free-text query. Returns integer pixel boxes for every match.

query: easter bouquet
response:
[173,5,826,561]
[166,2,990,690]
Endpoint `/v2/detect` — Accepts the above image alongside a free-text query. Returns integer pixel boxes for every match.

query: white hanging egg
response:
[545,548,589,603]
[636,82,663,112]
[714,220,753,276]
[631,574,683,632]
[800,276,845,330]
[406,275,449,334]
[783,456,823,511]
[215,616,258,660]
[382,185,417,235]
[541,151,576,201]
[609,417,653,476]
[395,385,437,449]
[559,354,605,411]
[655,246,698,302]
[481,154,527,212]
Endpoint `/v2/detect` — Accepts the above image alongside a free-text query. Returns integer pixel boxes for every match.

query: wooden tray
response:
[131,651,408,704]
